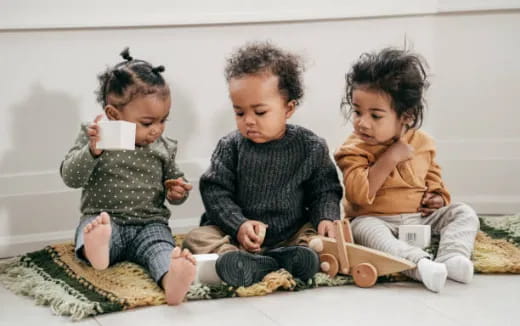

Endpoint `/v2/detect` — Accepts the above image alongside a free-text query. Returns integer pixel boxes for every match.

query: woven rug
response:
[1,215,519,320]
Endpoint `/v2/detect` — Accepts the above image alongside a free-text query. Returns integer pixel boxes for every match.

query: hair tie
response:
[120,47,133,61]
[152,65,165,74]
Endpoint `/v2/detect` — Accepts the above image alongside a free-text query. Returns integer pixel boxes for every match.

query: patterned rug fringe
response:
[0,257,102,321]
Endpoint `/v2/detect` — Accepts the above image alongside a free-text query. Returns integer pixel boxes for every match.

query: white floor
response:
[1,274,519,326]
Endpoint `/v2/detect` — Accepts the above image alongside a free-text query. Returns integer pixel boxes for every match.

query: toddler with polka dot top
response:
[60,48,195,305]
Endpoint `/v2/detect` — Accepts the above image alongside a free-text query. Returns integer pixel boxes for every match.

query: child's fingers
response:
[238,233,254,249]
[242,237,260,252]
[253,223,266,235]
[173,178,193,191]
[94,114,104,123]
[87,125,99,138]
[245,225,260,243]
[167,190,184,200]
[325,224,336,239]
[421,192,433,205]
[418,207,436,217]
[427,196,444,209]
[423,193,443,208]
[171,185,185,194]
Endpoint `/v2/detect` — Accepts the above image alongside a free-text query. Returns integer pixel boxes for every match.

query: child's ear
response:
[285,100,297,119]
[400,112,414,128]
[104,105,121,120]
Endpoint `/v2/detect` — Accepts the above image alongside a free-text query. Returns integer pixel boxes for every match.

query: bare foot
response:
[162,247,196,305]
[83,212,112,270]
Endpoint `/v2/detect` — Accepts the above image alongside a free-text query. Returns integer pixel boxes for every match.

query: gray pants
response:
[74,216,176,284]
[350,202,479,280]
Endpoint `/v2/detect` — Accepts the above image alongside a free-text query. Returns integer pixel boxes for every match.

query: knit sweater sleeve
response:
[304,138,342,228]
[60,124,100,188]
[199,136,246,237]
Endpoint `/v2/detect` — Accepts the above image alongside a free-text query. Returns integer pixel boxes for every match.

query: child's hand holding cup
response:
[87,114,104,157]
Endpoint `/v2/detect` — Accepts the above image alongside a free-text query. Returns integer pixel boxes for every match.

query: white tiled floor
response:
[1,274,519,326]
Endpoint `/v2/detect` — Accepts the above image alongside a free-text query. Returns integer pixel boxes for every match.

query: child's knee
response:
[182,225,231,253]
[449,202,480,228]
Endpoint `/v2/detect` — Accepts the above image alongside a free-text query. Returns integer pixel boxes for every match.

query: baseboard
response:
[0,230,73,258]
[456,195,520,215]
[0,216,202,259]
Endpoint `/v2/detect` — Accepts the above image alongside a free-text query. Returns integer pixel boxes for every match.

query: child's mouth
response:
[357,131,373,140]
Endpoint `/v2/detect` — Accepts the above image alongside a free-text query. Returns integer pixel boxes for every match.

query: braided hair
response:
[96,47,169,109]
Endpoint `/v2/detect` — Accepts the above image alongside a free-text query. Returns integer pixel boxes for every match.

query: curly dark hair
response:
[225,41,304,105]
[95,47,170,109]
[341,47,429,129]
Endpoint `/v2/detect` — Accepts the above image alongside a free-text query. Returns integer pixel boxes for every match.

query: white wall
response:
[1,1,519,256]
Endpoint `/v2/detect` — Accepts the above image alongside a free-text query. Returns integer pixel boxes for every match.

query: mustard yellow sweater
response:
[334,129,450,218]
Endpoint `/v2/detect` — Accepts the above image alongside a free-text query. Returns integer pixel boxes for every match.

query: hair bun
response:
[120,47,133,61]
[152,65,165,74]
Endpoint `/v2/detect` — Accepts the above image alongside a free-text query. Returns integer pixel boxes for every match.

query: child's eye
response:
[371,114,382,120]
[141,122,152,127]
[234,112,244,117]
[255,111,266,116]
[160,118,169,124]
[353,110,361,116]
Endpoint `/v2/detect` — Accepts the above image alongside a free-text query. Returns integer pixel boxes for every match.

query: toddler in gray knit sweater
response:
[183,42,343,287]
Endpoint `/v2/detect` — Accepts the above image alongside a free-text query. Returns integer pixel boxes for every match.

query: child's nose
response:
[244,115,255,125]
[357,116,369,129]
[150,126,160,135]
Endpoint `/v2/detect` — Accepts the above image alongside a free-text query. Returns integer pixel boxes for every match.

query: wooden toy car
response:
[309,220,415,288]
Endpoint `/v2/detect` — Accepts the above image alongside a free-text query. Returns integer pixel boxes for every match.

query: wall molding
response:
[435,137,520,161]
[0,216,202,257]
[1,0,519,31]
[0,158,209,198]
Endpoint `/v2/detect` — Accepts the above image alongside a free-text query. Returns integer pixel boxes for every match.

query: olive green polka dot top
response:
[60,124,187,224]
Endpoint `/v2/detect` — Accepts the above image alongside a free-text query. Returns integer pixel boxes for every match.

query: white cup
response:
[192,254,221,285]
[96,120,136,150]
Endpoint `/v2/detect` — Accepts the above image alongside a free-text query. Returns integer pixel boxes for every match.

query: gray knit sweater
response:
[200,124,342,246]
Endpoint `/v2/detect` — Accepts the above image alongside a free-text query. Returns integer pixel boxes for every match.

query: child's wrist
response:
[89,147,103,158]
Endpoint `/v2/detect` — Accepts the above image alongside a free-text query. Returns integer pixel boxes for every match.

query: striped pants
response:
[350,202,479,280]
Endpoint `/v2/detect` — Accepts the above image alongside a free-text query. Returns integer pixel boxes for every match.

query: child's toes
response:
[171,247,182,259]
[99,212,110,223]
[181,249,196,264]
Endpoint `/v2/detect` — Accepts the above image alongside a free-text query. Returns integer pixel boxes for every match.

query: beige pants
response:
[182,223,318,254]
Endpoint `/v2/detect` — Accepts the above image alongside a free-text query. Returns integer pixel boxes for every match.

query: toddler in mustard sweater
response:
[335,48,479,293]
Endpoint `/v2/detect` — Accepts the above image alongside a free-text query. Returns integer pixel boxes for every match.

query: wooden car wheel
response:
[319,254,339,277]
[352,263,378,288]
